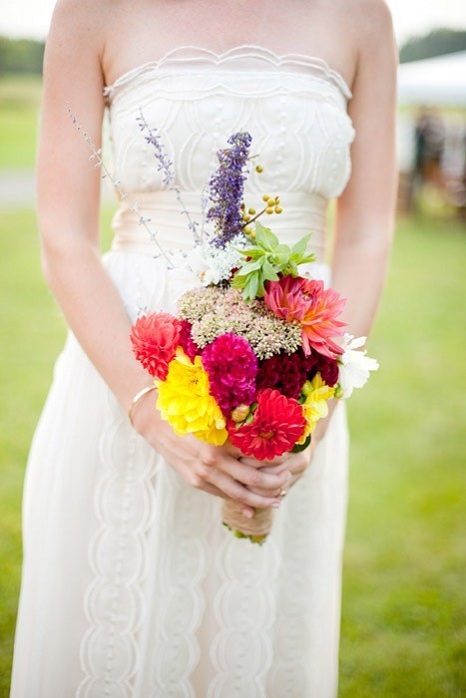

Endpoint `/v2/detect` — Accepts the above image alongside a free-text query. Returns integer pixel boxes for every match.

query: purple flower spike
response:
[206,132,252,248]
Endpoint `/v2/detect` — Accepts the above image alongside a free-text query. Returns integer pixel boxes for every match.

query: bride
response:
[10,0,397,696]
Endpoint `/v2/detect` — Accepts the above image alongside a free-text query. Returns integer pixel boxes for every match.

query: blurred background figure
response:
[397,48,466,218]
[414,108,445,190]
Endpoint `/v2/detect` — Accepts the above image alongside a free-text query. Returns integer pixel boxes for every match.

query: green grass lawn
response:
[0,206,464,695]
[0,208,55,692]
[340,214,466,697]
[0,75,42,168]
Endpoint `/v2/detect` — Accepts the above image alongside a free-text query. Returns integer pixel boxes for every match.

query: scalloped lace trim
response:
[104,45,352,100]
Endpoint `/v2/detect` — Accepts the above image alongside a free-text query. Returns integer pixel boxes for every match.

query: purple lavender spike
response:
[206,132,252,248]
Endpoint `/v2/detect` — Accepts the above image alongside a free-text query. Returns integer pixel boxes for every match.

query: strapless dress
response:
[11,46,354,698]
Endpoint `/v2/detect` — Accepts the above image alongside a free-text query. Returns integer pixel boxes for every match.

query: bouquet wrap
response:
[222,499,274,543]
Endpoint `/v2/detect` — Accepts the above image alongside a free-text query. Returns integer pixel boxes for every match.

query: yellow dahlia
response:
[156,349,228,446]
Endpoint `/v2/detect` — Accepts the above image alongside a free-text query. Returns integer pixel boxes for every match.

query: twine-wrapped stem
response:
[222,499,274,544]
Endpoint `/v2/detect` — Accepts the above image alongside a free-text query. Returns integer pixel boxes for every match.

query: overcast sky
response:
[1,0,465,44]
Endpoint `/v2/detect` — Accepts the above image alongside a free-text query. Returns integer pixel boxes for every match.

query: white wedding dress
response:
[11,46,355,697]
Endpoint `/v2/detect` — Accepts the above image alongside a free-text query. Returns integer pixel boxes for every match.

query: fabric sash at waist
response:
[110,191,328,260]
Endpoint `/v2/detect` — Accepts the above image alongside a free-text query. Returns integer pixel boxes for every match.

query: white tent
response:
[397,51,466,108]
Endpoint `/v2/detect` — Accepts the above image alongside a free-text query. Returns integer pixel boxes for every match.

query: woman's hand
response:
[239,441,316,499]
[132,393,290,517]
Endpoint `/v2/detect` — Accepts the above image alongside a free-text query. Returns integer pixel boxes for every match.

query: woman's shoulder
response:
[49,0,116,37]
[333,0,393,20]
[330,0,396,70]
[47,0,124,78]
[338,0,395,42]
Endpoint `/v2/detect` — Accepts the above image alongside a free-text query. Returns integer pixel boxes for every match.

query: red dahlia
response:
[130,312,181,380]
[227,388,306,461]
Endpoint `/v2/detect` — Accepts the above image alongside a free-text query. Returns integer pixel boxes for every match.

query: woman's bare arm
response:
[332,0,398,337]
[37,0,287,511]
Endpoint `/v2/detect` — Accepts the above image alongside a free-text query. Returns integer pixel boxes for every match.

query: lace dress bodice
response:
[104,46,355,261]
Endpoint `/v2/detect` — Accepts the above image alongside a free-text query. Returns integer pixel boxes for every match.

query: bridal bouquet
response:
[129,130,378,543]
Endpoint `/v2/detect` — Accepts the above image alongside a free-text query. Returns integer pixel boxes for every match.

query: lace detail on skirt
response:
[208,537,280,696]
[77,415,159,696]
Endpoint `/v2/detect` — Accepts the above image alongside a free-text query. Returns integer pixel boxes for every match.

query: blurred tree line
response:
[0,27,466,76]
[0,36,44,75]
[399,28,466,62]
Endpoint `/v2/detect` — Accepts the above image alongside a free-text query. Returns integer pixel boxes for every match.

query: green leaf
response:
[281,262,299,277]
[245,272,260,300]
[274,244,291,256]
[261,258,280,281]
[255,221,279,250]
[237,259,262,274]
[299,252,317,265]
[230,272,247,290]
[292,435,312,453]
[291,234,312,258]
[237,247,264,260]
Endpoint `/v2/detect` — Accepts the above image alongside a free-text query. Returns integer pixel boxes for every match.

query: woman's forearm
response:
[330,225,393,340]
[41,232,151,411]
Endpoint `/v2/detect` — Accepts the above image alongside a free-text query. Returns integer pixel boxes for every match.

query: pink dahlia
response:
[201,333,258,415]
[227,388,306,461]
[130,312,181,380]
[264,276,346,358]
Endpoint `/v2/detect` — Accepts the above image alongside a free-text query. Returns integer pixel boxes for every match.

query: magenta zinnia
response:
[178,320,200,361]
[264,276,347,358]
[227,388,306,460]
[201,333,258,414]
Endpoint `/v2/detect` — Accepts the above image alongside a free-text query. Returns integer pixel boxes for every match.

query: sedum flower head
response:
[178,286,302,360]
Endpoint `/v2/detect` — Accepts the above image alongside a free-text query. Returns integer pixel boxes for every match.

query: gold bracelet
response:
[128,385,157,427]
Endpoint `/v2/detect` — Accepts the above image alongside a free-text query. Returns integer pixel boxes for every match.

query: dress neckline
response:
[104,44,353,100]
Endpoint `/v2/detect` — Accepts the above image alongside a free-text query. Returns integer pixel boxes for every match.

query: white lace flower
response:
[338,334,379,398]
[189,234,247,286]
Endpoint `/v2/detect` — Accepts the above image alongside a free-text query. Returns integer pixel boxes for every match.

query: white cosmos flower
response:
[338,334,379,398]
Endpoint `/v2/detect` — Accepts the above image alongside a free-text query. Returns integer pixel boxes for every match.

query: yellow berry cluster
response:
[241,203,259,224]
[239,163,284,237]
[262,194,282,215]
